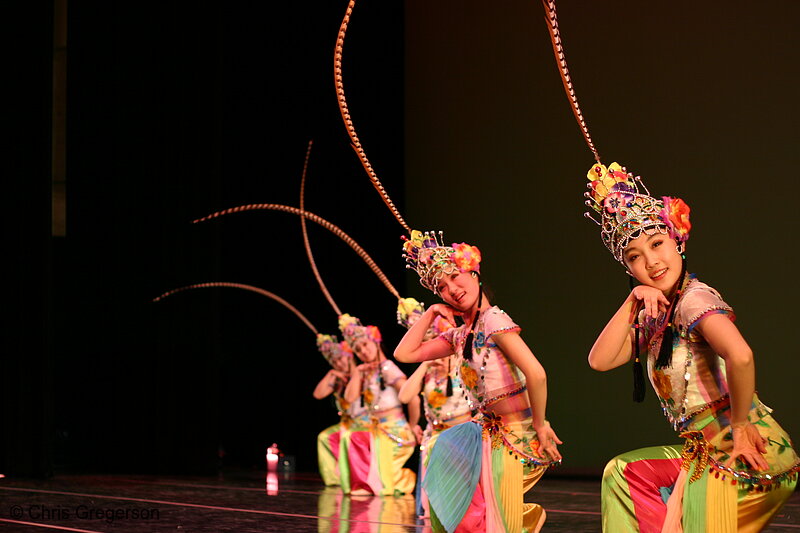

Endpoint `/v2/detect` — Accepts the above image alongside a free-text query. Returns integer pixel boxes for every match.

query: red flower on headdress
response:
[451,243,481,273]
[660,196,691,242]
[365,325,382,344]
[340,341,354,357]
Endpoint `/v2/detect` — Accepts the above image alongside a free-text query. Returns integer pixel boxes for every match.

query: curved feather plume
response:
[152,281,318,335]
[334,0,411,233]
[540,0,601,164]
[193,204,401,300]
[298,140,342,315]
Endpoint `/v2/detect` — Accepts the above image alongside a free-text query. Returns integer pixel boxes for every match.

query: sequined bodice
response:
[440,306,527,412]
[641,278,733,429]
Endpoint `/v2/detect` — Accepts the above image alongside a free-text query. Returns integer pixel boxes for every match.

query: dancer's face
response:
[353,338,379,363]
[435,271,480,312]
[623,232,684,295]
[331,356,350,373]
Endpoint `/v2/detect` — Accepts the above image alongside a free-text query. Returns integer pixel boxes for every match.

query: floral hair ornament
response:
[402,230,482,294]
[338,313,382,347]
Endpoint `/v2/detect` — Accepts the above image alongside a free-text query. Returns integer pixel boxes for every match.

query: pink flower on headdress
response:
[604,191,634,214]
[451,243,481,272]
[660,196,691,242]
[340,341,353,357]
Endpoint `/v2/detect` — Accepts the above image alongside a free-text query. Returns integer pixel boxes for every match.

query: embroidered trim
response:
[685,307,735,335]
[487,325,521,337]
[679,430,800,490]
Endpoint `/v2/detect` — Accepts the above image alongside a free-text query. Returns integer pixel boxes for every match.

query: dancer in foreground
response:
[584,163,799,532]
[537,2,799,530]
[395,232,562,533]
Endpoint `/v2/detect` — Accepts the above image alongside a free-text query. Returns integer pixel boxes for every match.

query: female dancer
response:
[583,163,799,532]
[397,302,472,519]
[537,2,800,530]
[340,314,419,496]
[395,232,562,533]
[313,334,358,488]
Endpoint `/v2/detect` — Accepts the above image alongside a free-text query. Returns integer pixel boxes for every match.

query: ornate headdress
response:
[338,313,382,346]
[316,333,352,366]
[396,297,425,328]
[584,162,691,263]
[402,230,481,294]
[396,296,455,340]
[540,1,691,265]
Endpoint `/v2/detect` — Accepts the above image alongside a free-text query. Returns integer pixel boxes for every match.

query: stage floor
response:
[0,470,798,532]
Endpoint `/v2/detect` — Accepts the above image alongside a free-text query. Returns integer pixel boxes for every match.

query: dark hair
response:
[628,253,688,402]
[463,273,483,362]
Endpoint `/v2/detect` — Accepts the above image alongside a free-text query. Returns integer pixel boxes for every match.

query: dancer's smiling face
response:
[353,337,379,363]
[435,271,480,312]
[623,232,684,295]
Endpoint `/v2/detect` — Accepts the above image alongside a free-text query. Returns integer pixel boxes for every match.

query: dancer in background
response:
[397,299,472,519]
[341,314,419,497]
[395,232,562,533]
[539,2,800,530]
[313,334,358,487]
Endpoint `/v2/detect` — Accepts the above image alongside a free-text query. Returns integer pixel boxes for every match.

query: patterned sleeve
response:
[678,285,735,334]
[483,307,521,337]
[437,326,457,349]
[381,360,407,386]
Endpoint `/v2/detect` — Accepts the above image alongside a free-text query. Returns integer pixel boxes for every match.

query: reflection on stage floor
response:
[0,469,797,532]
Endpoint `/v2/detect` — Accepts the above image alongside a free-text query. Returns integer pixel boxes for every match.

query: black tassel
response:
[445,358,453,396]
[463,276,483,362]
[654,255,687,370]
[632,318,645,402]
[379,370,385,390]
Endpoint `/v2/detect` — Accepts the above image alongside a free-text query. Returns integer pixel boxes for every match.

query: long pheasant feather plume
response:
[298,140,342,316]
[152,281,318,335]
[334,0,411,233]
[193,204,401,300]
[541,0,601,164]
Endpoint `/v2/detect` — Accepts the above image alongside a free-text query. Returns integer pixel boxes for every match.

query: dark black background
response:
[5,0,406,477]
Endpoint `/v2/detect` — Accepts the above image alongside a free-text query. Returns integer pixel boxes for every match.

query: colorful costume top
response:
[639,276,800,489]
[420,359,471,435]
[362,359,408,416]
[640,277,733,429]
[439,306,553,466]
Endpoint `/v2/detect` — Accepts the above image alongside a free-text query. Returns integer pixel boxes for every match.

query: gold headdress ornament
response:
[334,3,482,291]
[152,282,350,366]
[540,0,691,264]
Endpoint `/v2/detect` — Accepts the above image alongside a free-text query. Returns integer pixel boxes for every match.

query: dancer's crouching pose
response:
[395,231,562,533]
[585,162,799,532]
